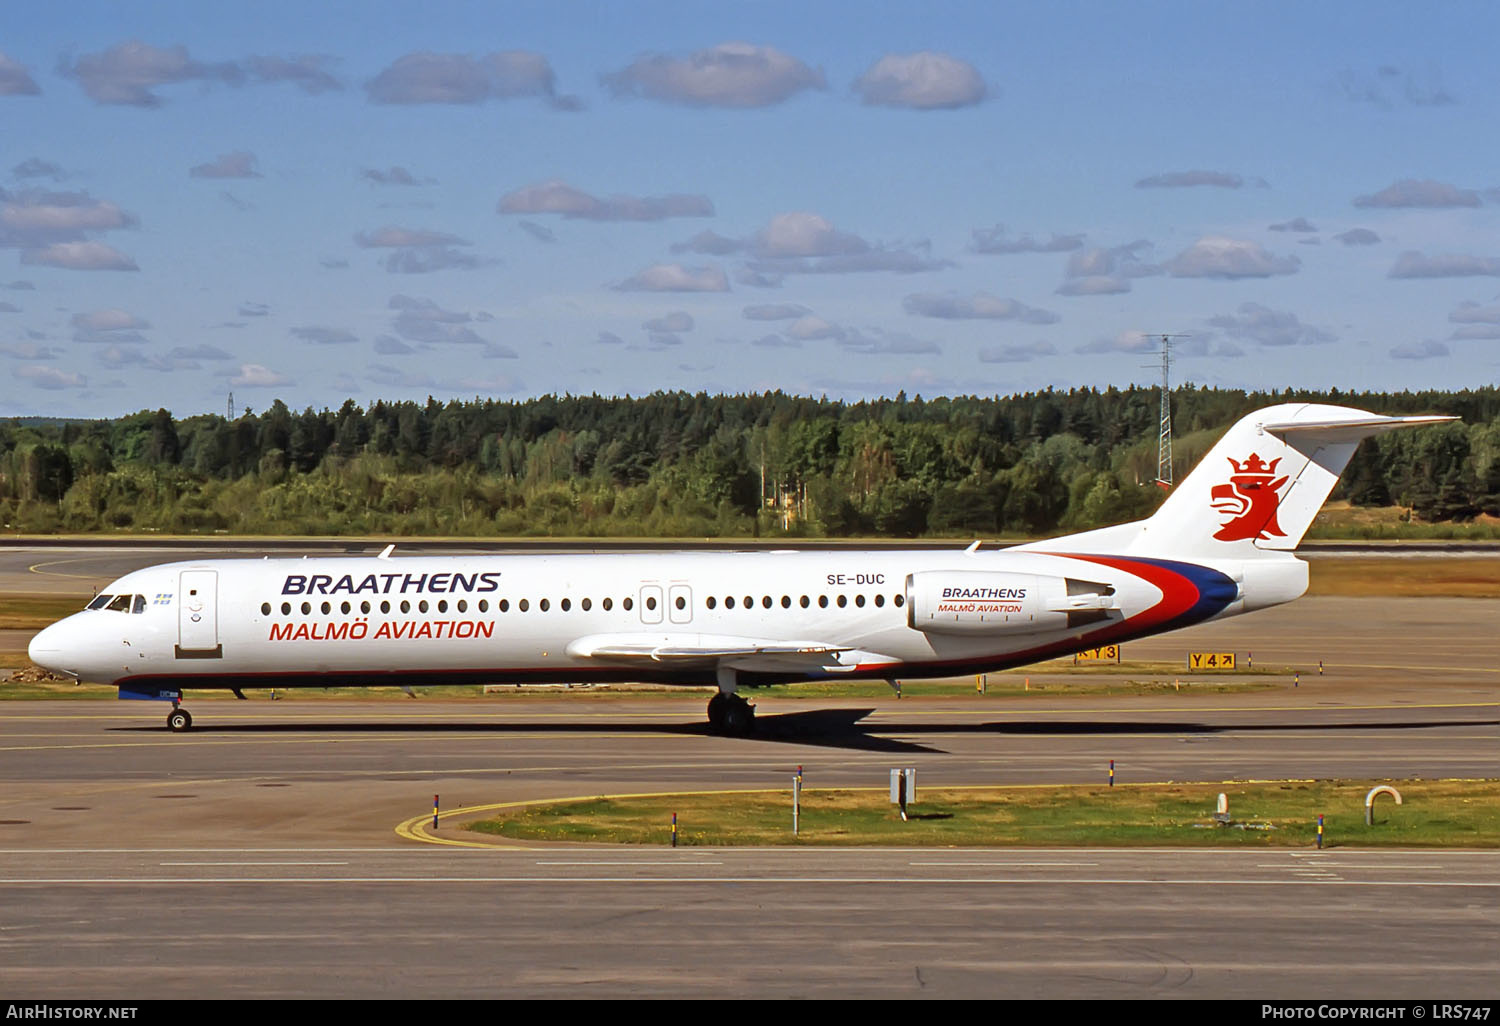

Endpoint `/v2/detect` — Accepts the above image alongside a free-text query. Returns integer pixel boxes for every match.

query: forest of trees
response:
[2,386,1498,539]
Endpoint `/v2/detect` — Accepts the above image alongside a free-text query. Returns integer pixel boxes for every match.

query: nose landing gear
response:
[167,703,193,732]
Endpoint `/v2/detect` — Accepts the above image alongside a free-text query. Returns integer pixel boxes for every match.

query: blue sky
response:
[3,1,1499,417]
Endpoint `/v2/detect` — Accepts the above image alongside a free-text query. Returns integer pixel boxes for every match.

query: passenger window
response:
[645,596,656,611]
[457,599,467,613]
[894,594,905,607]
[400,600,411,614]
[519,599,530,612]
[706,596,716,610]
[800,595,809,608]
[837,595,847,608]
[818,595,829,608]
[477,599,487,612]
[855,594,865,607]
[603,597,612,611]
[581,598,590,611]
[282,602,291,615]
[540,599,550,612]
[381,600,391,614]
[498,599,509,612]
[561,598,571,612]
[875,594,885,607]
[87,594,112,610]
[743,596,753,609]
[437,600,448,613]
[781,596,791,608]
[321,601,331,615]
[341,601,351,615]
[362,601,372,614]
[261,602,272,616]
[675,596,685,610]
[725,596,735,609]
[302,601,312,615]
[762,596,772,609]
[133,595,147,614]
[623,597,633,611]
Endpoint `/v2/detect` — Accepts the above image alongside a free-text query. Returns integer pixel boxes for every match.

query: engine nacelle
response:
[905,571,1117,636]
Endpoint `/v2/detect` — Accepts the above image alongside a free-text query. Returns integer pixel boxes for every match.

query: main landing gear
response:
[167,702,193,732]
[706,666,755,736]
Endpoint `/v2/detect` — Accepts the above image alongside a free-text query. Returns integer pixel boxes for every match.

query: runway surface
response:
[0,541,1496,998]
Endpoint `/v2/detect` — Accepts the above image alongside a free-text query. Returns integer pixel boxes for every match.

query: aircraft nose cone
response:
[28,620,67,670]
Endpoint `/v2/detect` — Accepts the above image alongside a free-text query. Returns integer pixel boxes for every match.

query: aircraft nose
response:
[28,619,71,671]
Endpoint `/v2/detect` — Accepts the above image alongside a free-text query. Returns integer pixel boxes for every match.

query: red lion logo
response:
[1209,453,1289,541]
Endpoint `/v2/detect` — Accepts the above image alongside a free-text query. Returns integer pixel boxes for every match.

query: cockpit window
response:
[87,594,113,611]
[132,595,147,614]
[105,594,133,612]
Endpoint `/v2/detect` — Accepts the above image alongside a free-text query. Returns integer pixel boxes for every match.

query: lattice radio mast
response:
[227,391,235,420]
[1146,334,1189,489]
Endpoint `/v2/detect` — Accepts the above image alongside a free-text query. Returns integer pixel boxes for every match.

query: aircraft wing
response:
[566,633,849,665]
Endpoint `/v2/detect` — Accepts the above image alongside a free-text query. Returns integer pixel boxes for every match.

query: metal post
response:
[1316,814,1324,849]
[671,812,677,848]
[433,794,439,830]
[1295,672,1300,688]
[1109,760,1115,787]
[793,766,802,837]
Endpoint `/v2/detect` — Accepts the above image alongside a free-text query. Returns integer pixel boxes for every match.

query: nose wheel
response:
[167,706,193,732]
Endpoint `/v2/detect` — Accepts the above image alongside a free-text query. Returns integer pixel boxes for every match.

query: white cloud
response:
[0,190,136,241]
[644,311,694,333]
[23,241,138,270]
[1077,330,1160,354]
[836,328,940,355]
[1269,218,1318,233]
[389,295,485,344]
[1056,240,1157,295]
[17,364,84,389]
[0,52,41,96]
[1390,340,1449,360]
[499,180,712,221]
[786,316,843,340]
[979,341,1057,363]
[853,52,986,109]
[59,40,243,107]
[903,292,1058,323]
[189,151,261,179]
[0,342,60,359]
[603,42,824,108]
[291,326,357,345]
[229,362,293,387]
[72,309,149,334]
[743,303,810,321]
[12,158,63,180]
[753,212,866,258]
[1135,170,1248,189]
[354,226,469,248]
[366,51,565,106]
[1056,275,1131,296]
[1450,302,1500,324]
[1354,179,1480,208]
[616,263,729,292]
[1388,252,1500,279]
[362,167,428,187]
[1208,302,1335,347]
[245,55,341,95]
[1334,228,1381,246]
[672,230,745,255]
[970,226,1083,254]
[1166,237,1300,279]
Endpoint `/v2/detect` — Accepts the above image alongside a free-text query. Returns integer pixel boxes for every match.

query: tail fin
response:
[1131,403,1453,560]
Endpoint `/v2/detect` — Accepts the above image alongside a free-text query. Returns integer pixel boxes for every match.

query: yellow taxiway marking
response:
[25,559,112,581]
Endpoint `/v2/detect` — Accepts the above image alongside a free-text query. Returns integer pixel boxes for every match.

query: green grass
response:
[466,779,1500,848]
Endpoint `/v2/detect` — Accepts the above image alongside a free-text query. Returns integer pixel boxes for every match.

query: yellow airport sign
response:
[1187,651,1236,670]
[1074,644,1120,664]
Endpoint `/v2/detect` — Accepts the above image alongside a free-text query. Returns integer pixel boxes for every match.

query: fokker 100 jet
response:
[29,403,1449,734]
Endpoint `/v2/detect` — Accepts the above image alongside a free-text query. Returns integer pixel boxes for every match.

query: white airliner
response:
[29,403,1449,734]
